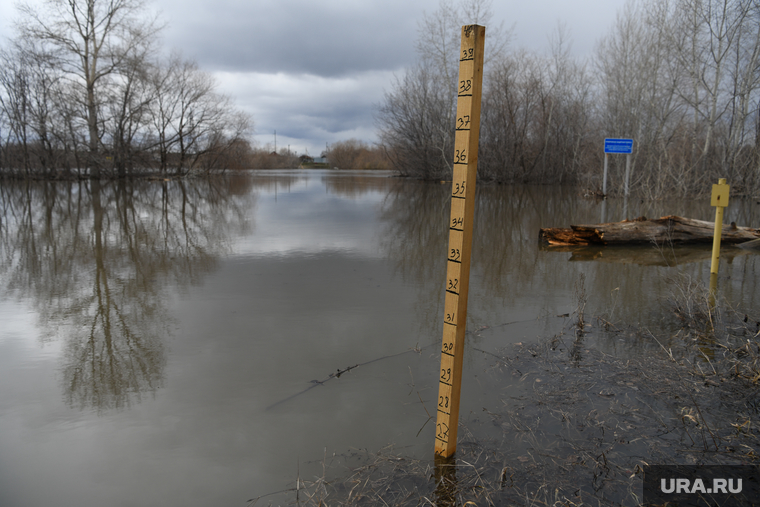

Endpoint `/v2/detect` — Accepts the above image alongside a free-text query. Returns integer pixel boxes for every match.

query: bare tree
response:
[379,0,511,180]
[193,108,253,172]
[480,51,546,182]
[0,40,64,176]
[593,0,760,197]
[105,38,157,176]
[478,26,593,185]
[147,55,249,175]
[723,0,760,188]
[377,63,454,178]
[17,0,161,176]
[1,0,251,177]
[0,46,32,175]
[596,0,699,195]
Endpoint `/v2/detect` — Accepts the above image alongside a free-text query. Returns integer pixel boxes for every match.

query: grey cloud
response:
[162,0,426,77]
[216,69,392,150]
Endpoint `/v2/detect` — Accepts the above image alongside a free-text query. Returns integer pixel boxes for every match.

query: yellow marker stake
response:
[709,178,729,299]
[710,178,730,275]
[435,24,485,459]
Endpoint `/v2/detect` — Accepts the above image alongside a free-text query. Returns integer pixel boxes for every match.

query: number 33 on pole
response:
[435,24,485,459]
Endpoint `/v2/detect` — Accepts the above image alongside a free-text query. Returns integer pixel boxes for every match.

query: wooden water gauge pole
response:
[434,24,485,459]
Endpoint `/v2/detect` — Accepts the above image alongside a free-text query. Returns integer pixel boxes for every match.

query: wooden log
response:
[539,215,760,246]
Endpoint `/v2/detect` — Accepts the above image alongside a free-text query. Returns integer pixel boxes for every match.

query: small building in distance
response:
[299,155,330,168]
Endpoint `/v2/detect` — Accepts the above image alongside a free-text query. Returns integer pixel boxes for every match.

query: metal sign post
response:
[434,24,485,459]
[603,138,634,197]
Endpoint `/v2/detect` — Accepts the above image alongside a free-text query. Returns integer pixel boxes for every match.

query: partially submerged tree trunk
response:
[539,215,760,246]
[738,238,760,251]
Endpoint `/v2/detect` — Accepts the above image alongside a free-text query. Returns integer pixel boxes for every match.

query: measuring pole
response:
[434,24,485,459]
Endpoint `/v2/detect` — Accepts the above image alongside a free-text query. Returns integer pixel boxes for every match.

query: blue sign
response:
[604,138,633,154]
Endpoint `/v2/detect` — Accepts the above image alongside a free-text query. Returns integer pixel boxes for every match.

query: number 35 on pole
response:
[435,24,485,459]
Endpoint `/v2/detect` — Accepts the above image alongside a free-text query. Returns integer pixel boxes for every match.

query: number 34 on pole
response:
[435,24,485,459]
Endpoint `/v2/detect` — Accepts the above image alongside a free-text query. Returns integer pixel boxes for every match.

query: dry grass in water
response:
[254,276,760,506]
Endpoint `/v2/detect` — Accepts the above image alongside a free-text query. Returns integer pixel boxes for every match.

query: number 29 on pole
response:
[434,24,485,459]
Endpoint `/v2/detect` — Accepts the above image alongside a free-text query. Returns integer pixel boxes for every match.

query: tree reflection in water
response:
[0,174,256,411]
[377,181,760,339]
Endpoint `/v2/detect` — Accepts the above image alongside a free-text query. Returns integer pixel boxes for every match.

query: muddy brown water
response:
[0,170,758,506]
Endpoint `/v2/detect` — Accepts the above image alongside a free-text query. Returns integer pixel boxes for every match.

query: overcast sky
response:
[0,0,628,157]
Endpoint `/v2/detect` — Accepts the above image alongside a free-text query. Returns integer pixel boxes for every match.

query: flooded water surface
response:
[0,170,758,506]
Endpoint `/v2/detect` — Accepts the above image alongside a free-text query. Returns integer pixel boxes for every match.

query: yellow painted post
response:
[709,178,730,299]
[434,24,485,459]
[710,178,730,274]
